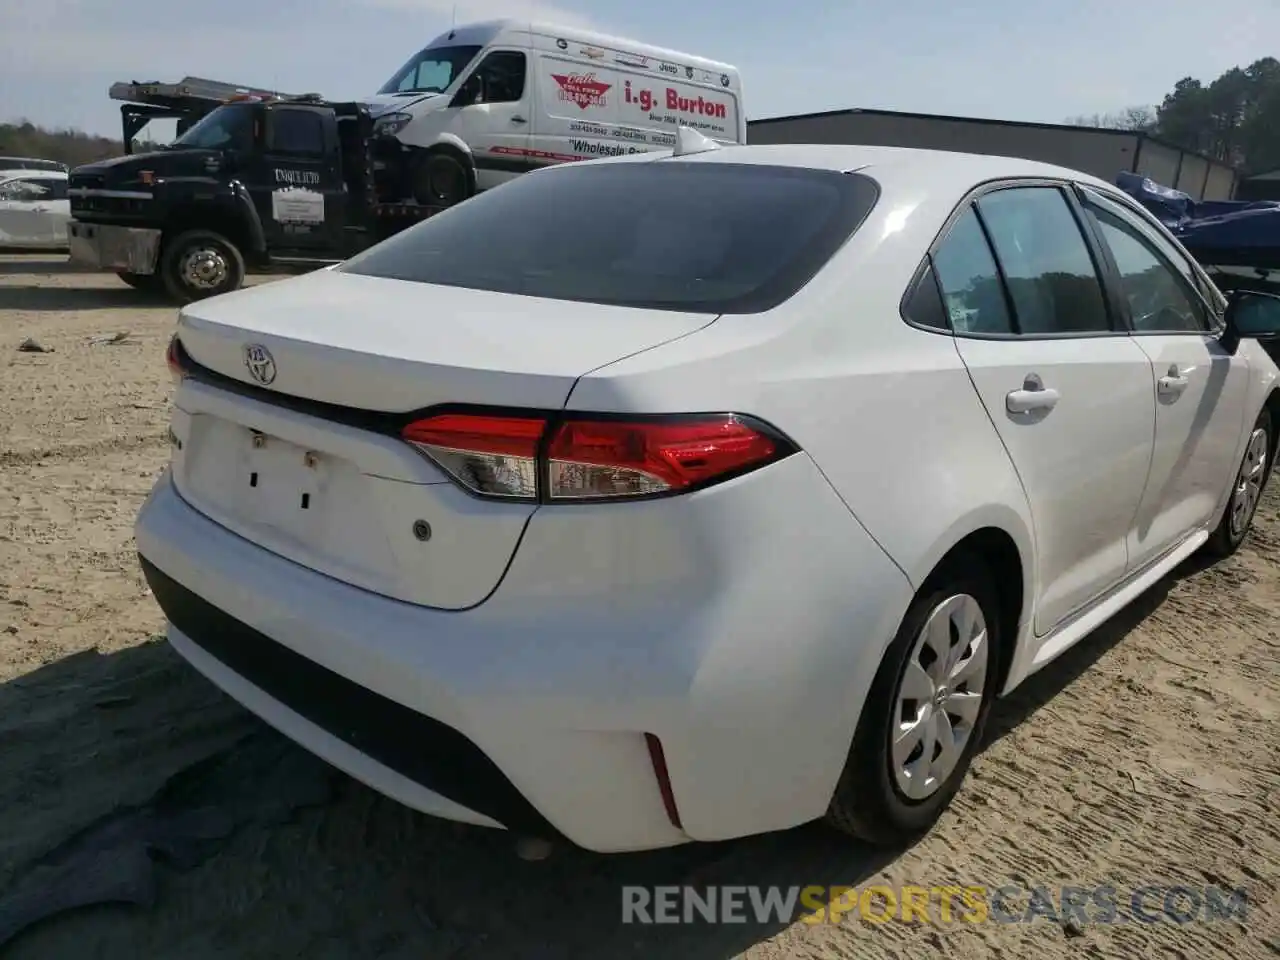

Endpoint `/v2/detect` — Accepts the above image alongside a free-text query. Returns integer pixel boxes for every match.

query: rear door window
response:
[341,162,880,314]
[975,186,1112,335]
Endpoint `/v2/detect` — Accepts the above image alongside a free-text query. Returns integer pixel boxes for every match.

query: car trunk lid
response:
[168,269,716,608]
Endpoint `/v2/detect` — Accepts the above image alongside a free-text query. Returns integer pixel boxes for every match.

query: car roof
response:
[428,19,738,72]
[0,169,69,181]
[576,142,1117,194]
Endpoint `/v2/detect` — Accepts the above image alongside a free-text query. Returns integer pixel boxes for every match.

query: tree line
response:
[5,58,1280,174]
[0,120,127,168]
[1067,57,1280,175]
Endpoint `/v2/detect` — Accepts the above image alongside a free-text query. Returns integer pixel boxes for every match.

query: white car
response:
[0,170,71,249]
[135,137,1280,854]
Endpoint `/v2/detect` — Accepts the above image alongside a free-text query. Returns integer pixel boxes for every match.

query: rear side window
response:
[976,187,1111,334]
[903,263,950,332]
[341,163,880,314]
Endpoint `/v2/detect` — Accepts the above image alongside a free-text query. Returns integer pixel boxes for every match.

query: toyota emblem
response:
[243,343,277,385]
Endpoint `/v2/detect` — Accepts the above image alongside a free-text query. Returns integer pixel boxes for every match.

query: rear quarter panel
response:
[568,175,1038,643]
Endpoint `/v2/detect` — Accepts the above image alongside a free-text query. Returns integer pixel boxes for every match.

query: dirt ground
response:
[0,252,1277,959]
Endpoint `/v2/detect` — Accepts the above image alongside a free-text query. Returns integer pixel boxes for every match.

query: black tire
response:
[115,270,164,294]
[826,553,1003,846]
[159,229,246,304]
[412,149,473,207]
[1204,407,1273,558]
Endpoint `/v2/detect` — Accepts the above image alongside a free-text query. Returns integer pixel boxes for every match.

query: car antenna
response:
[671,125,721,158]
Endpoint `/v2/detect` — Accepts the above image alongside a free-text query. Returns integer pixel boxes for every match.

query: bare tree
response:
[1065,106,1156,131]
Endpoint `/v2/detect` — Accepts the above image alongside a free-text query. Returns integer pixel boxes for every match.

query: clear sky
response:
[4,0,1279,137]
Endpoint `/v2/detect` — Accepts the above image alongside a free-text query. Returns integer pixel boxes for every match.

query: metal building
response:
[1235,168,1280,203]
[747,107,1238,201]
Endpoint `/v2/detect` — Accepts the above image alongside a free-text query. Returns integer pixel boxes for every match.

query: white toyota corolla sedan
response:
[136,135,1280,854]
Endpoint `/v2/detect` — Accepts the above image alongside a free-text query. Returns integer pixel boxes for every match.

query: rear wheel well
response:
[933,528,1023,694]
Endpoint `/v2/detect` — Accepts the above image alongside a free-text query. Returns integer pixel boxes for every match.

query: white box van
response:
[365,19,745,206]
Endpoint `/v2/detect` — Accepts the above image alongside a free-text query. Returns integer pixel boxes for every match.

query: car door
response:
[251,106,346,254]
[0,177,53,246]
[447,49,532,189]
[941,184,1157,637]
[1077,186,1250,570]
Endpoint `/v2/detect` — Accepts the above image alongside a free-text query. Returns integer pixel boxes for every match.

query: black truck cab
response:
[67,93,432,302]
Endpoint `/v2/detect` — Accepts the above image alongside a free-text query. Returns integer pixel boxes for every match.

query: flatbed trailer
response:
[111,77,303,154]
[68,84,441,301]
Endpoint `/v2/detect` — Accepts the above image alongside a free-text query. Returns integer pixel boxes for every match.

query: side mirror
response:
[1222,288,1280,354]
[451,76,480,108]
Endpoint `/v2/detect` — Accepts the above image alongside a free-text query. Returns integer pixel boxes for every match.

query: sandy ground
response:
[0,252,1277,959]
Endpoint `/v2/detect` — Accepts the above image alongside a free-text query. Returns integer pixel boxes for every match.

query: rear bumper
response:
[135,458,912,852]
[67,219,160,273]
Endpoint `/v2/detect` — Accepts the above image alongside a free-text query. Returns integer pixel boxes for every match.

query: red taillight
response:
[165,334,186,383]
[400,411,789,502]
[546,418,777,500]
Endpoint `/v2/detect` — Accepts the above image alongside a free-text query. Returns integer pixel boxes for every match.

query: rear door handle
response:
[510,115,527,124]
[1006,374,1060,414]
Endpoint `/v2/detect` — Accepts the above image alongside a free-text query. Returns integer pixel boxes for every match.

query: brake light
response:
[400,411,790,502]
[165,334,187,383]
[546,418,778,499]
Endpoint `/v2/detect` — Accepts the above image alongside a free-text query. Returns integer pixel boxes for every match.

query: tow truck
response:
[66,78,442,302]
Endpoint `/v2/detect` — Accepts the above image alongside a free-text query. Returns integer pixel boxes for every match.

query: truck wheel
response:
[160,230,246,303]
[115,271,164,294]
[413,150,473,208]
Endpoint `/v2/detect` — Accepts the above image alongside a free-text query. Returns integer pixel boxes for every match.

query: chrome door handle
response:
[31,206,49,213]
[510,115,527,124]
[1006,373,1060,414]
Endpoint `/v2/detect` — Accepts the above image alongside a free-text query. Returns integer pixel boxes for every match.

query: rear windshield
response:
[340,162,880,314]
